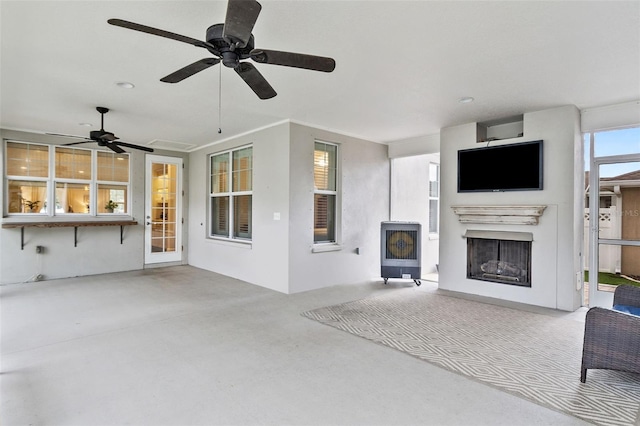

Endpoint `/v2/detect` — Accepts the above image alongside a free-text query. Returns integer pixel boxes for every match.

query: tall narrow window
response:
[209,146,252,240]
[97,152,130,214]
[428,163,440,234]
[314,141,338,243]
[55,147,92,214]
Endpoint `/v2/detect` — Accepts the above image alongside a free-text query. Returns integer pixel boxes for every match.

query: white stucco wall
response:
[0,129,189,284]
[288,123,389,293]
[187,122,389,294]
[389,153,440,275]
[388,133,440,158]
[187,122,291,293]
[438,105,583,311]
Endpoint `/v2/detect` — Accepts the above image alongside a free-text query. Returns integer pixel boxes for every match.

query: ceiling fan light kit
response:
[108,0,336,100]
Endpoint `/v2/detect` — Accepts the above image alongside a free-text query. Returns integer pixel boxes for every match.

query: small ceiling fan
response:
[108,0,336,99]
[48,107,154,153]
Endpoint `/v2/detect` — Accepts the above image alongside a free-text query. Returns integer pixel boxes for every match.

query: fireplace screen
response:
[467,237,531,287]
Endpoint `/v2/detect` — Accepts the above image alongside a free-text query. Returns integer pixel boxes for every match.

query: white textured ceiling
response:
[1,1,639,151]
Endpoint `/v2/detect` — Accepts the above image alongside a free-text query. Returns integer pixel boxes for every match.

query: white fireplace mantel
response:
[451,205,547,225]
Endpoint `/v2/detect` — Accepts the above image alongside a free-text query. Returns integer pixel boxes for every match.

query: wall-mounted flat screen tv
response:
[457,140,543,192]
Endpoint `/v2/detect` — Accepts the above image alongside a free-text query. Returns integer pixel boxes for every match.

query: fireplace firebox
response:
[465,231,532,287]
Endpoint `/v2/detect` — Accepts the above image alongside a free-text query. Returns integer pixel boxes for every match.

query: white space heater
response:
[380,221,422,286]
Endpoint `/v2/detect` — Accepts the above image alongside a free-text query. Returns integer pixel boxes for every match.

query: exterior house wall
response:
[287,123,389,293]
[438,106,583,311]
[0,129,189,285]
[187,122,291,293]
[187,121,389,294]
[4,102,636,296]
[389,153,440,275]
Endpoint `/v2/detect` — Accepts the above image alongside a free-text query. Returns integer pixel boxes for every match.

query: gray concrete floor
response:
[1,265,588,425]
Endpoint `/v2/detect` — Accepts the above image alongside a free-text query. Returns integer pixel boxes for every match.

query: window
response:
[4,140,130,216]
[428,163,439,234]
[314,141,338,243]
[6,142,49,213]
[97,151,129,214]
[209,146,252,240]
[55,147,91,213]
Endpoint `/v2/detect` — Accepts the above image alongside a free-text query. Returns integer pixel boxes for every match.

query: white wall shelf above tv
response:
[477,115,524,143]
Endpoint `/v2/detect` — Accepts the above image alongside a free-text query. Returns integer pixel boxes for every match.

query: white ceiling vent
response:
[147,139,197,152]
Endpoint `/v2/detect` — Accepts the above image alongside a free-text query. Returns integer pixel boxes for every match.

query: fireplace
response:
[465,230,532,287]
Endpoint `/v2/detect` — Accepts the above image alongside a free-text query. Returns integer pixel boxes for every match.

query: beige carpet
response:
[303,290,640,426]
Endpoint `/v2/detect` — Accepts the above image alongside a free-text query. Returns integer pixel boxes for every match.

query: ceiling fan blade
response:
[106,143,126,154]
[46,132,87,139]
[160,58,221,83]
[113,141,155,153]
[108,19,215,50]
[62,140,94,146]
[234,62,276,99]
[223,0,261,48]
[250,49,336,72]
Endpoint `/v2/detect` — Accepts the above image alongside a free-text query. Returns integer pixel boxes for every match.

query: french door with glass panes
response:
[145,155,183,264]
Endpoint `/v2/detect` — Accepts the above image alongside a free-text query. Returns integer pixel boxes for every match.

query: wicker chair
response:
[580,285,640,383]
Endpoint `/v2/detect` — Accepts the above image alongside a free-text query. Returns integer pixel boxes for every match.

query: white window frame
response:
[4,140,131,218]
[54,146,93,215]
[4,140,50,215]
[208,145,253,242]
[312,140,341,252]
[95,150,131,215]
[428,162,440,236]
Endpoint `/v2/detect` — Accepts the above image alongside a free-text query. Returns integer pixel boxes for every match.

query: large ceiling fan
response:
[108,0,336,99]
[49,107,154,153]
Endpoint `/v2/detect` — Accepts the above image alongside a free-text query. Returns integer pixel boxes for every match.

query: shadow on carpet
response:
[302,290,640,426]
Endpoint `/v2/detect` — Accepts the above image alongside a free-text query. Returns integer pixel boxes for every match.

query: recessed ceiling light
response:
[116,81,135,89]
[458,97,474,104]
[79,122,92,127]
